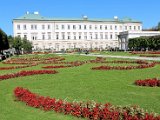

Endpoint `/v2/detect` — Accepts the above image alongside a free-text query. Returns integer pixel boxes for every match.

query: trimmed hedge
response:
[128,35,160,50]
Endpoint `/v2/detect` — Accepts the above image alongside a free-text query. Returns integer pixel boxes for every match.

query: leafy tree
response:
[128,35,160,51]
[0,28,9,53]
[22,38,32,53]
[12,37,22,55]
[128,38,135,50]
[12,37,32,54]
[3,34,9,50]
[139,37,149,49]
[157,22,160,31]
[8,35,14,48]
[0,30,3,53]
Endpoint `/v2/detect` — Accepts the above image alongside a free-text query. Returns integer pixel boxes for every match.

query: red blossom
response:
[13,87,160,120]
[130,51,160,55]
[42,65,70,69]
[135,78,160,87]
[0,70,58,80]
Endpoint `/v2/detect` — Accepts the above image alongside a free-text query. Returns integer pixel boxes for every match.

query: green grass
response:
[92,51,135,56]
[0,54,160,120]
[74,51,134,56]
[97,51,160,57]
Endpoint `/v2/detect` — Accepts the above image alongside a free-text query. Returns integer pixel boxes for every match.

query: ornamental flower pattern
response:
[0,56,160,119]
[139,55,160,57]
[2,56,65,65]
[91,62,156,70]
[135,78,160,87]
[14,87,160,120]
[0,64,37,70]
[0,70,58,80]
[130,51,160,54]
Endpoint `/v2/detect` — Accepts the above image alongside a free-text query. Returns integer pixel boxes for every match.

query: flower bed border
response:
[42,65,70,69]
[135,78,160,87]
[0,70,58,80]
[0,64,37,70]
[14,87,160,120]
[2,57,65,65]
[130,51,160,55]
[139,55,160,57]
[91,62,156,70]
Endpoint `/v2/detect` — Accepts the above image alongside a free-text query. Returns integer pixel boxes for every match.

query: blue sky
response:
[0,0,160,35]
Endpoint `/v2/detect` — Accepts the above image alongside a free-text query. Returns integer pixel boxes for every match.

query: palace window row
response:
[17,32,118,40]
[55,32,117,40]
[16,24,141,31]
[20,32,52,40]
[55,25,141,31]
[17,24,51,30]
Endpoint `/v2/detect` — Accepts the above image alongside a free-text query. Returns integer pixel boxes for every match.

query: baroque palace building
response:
[13,12,143,51]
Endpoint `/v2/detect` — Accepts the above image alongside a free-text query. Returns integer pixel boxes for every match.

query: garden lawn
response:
[94,51,136,56]
[0,54,160,120]
[74,51,134,56]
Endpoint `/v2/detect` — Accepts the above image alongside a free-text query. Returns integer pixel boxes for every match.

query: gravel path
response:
[81,54,160,61]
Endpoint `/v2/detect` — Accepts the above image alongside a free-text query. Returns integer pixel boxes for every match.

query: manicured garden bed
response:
[135,78,160,87]
[0,54,160,120]
[14,87,160,120]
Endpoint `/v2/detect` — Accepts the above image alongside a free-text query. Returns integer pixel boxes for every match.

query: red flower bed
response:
[92,62,156,70]
[3,58,38,64]
[0,70,58,80]
[135,78,160,87]
[69,61,86,66]
[45,57,65,61]
[139,55,160,57]
[155,61,160,64]
[3,61,35,64]
[40,58,158,71]
[41,60,85,65]
[8,57,42,61]
[96,57,106,61]
[90,59,149,64]
[90,57,106,63]
[14,87,160,120]
[42,65,70,69]
[32,51,51,54]
[131,51,160,54]
[42,61,85,69]
[0,64,37,70]
[3,57,65,65]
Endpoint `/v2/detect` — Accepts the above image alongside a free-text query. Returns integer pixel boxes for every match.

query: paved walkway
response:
[80,54,160,61]
[55,53,160,61]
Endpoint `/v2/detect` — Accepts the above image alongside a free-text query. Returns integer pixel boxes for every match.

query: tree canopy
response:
[12,37,23,54]
[12,37,32,54]
[128,35,160,51]
[22,38,32,53]
[0,28,9,53]
[157,22,160,31]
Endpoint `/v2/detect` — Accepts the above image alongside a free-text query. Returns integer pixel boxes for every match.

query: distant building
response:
[118,31,160,51]
[13,11,142,51]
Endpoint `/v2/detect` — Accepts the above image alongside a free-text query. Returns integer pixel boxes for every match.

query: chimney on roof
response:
[114,16,118,21]
[83,15,88,20]
[26,11,29,14]
[34,11,39,15]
